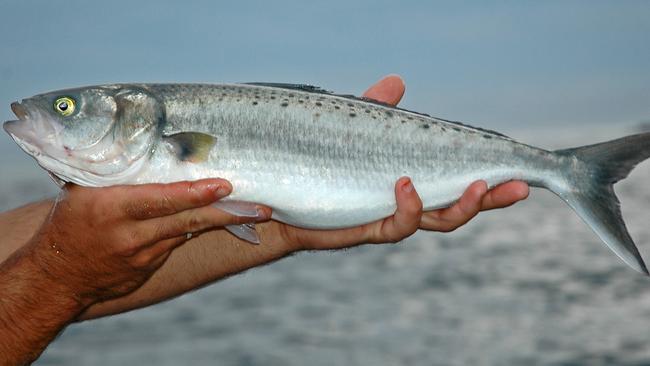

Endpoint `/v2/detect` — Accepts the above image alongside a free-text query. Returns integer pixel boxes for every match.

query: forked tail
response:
[555,132,650,275]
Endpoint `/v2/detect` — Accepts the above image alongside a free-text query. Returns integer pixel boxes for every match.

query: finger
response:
[117,179,232,220]
[367,177,423,243]
[480,181,529,211]
[137,204,272,243]
[420,181,488,232]
[296,177,422,249]
[362,75,405,106]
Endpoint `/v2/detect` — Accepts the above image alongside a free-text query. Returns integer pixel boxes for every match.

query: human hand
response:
[23,179,268,306]
[267,75,529,250]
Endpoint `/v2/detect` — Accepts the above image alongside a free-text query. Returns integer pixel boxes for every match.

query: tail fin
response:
[556,132,650,275]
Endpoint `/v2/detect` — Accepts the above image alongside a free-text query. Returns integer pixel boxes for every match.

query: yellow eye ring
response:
[54,97,76,116]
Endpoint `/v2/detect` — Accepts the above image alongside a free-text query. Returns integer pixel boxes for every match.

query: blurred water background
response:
[1,1,650,365]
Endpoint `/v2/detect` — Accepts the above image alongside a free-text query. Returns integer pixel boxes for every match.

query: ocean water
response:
[3,125,650,366]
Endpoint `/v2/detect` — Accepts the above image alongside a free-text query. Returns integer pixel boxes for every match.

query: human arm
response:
[0,179,264,364]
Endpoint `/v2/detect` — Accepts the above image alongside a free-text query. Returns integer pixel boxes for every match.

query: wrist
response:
[15,243,89,312]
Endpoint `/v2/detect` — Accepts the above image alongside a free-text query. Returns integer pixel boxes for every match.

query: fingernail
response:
[215,185,230,198]
[402,179,414,193]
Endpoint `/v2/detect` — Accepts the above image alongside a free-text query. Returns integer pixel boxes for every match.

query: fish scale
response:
[4,82,650,274]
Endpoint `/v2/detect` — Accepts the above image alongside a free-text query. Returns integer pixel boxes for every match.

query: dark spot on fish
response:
[222,93,227,97]
[349,113,357,117]
[331,101,336,104]
[236,99,240,102]
[372,116,377,119]
[453,127,461,132]
[315,113,321,117]
[271,96,276,100]
[482,134,492,139]
[386,111,393,117]
[288,94,294,97]
[347,103,354,107]
[421,124,430,129]
[365,109,371,113]
[252,101,258,105]
[407,116,413,120]
[237,89,243,93]
[334,105,340,109]
[315,102,322,106]
[401,120,406,123]
[385,124,391,129]
[298,100,304,103]
[281,102,289,107]
[254,95,260,99]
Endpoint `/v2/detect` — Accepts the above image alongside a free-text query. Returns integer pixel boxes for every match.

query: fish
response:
[4,82,650,274]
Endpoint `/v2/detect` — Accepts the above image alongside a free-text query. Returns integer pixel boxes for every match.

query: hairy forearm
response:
[0,200,297,321]
[79,222,296,319]
[0,244,86,364]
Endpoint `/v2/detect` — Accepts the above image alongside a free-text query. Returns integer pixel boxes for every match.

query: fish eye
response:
[54,97,76,116]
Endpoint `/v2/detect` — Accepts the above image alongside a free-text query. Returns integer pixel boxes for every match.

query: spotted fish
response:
[4,82,650,274]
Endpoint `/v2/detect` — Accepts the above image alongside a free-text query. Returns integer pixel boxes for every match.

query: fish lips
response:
[4,101,43,156]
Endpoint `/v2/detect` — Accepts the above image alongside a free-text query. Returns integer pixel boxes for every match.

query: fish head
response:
[3,85,163,186]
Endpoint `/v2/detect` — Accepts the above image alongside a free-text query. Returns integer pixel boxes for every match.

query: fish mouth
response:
[4,102,63,164]
[4,101,39,154]
[4,101,30,137]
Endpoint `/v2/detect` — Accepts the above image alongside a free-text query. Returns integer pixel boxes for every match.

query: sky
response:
[0,0,649,168]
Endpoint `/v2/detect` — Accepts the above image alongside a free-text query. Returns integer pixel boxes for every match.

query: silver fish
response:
[4,82,650,274]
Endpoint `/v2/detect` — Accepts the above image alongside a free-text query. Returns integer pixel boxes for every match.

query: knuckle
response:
[117,231,142,256]
[185,213,204,232]
[130,253,153,269]
[375,225,402,245]
[115,241,137,257]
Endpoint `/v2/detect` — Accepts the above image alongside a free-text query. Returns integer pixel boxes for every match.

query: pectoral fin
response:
[213,200,259,217]
[213,200,261,244]
[225,224,260,244]
[163,132,217,163]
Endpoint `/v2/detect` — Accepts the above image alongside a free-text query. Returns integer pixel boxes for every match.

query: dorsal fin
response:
[242,82,512,140]
[243,82,333,94]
